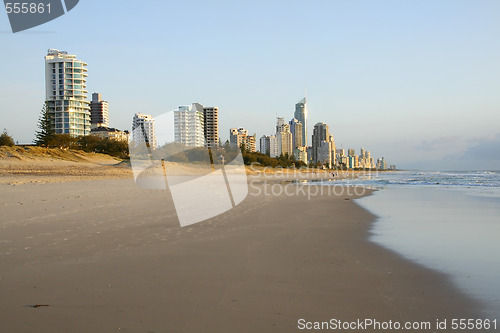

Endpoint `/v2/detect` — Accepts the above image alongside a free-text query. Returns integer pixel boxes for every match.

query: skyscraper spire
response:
[294,96,307,146]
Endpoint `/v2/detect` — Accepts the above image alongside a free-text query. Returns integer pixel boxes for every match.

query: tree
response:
[78,135,129,159]
[0,129,15,146]
[34,102,55,146]
[47,134,78,149]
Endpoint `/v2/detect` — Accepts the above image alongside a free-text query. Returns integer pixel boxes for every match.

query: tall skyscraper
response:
[276,117,285,134]
[294,97,307,146]
[260,135,278,158]
[312,122,333,167]
[90,93,109,129]
[203,106,219,149]
[44,49,90,136]
[329,134,336,166]
[289,118,303,149]
[174,103,205,147]
[132,113,157,149]
[276,120,293,156]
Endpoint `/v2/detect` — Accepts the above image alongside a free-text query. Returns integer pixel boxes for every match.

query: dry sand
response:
[0,151,485,332]
[0,146,131,185]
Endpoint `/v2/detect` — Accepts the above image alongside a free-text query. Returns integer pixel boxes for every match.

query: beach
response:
[0,157,486,332]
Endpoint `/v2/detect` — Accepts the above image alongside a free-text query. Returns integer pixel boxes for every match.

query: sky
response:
[1,0,499,170]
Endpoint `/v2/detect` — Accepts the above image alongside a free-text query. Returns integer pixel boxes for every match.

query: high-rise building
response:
[311,122,336,168]
[329,134,336,166]
[230,128,248,148]
[358,148,372,168]
[259,135,268,154]
[348,155,360,169]
[317,140,333,167]
[377,157,388,170]
[276,122,293,156]
[293,146,308,164]
[44,49,90,136]
[312,122,329,164]
[307,146,314,165]
[294,97,307,146]
[245,135,257,153]
[260,135,278,158]
[203,106,219,149]
[337,148,347,167]
[90,93,109,129]
[276,117,285,134]
[289,118,303,149]
[230,128,256,152]
[132,113,157,149]
[174,103,205,147]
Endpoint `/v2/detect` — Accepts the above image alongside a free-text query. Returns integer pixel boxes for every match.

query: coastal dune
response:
[0,170,483,332]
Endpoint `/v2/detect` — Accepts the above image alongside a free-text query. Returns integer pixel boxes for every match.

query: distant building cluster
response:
[130,95,393,169]
[43,51,393,169]
[256,97,394,170]
[44,49,128,141]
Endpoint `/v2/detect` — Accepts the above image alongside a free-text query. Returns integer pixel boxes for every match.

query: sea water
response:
[326,171,500,317]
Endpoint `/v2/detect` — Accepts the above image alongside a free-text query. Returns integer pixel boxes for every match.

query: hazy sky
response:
[1,0,499,170]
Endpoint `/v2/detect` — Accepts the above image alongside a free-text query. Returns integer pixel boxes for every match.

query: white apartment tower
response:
[44,49,90,136]
[174,103,205,147]
[132,113,157,149]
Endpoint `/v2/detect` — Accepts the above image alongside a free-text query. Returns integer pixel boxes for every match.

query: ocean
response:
[324,171,500,318]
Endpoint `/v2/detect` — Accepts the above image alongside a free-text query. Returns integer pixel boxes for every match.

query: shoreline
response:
[357,186,500,318]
